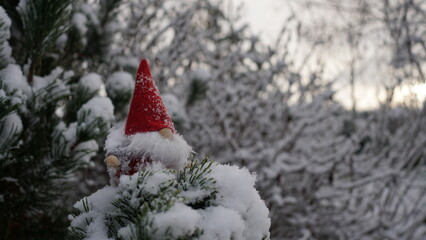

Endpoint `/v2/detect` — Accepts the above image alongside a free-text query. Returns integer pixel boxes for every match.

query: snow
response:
[192,68,211,81]
[69,162,271,240]
[209,164,271,240]
[78,97,114,126]
[63,70,75,80]
[74,140,99,165]
[70,186,118,240]
[80,4,99,26]
[105,21,120,34]
[162,93,189,123]
[113,56,139,70]
[0,6,12,64]
[105,71,134,98]
[105,126,192,171]
[33,67,64,91]
[198,206,245,240]
[72,12,88,36]
[30,68,70,114]
[153,203,201,238]
[79,73,103,94]
[178,188,208,200]
[16,0,28,15]
[137,168,175,194]
[0,64,30,95]
[0,6,11,30]
[0,112,23,147]
[0,43,12,64]
[54,122,77,155]
[55,33,68,49]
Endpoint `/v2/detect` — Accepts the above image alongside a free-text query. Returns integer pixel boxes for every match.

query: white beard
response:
[105,126,192,170]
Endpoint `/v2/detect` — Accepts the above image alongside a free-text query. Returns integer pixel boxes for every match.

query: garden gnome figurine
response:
[104,59,192,185]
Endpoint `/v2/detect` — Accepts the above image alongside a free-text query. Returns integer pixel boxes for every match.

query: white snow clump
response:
[106,71,134,98]
[0,64,30,95]
[0,112,23,147]
[78,97,114,125]
[69,161,271,240]
[193,68,211,81]
[73,140,99,165]
[79,73,103,94]
[0,6,12,63]
[72,12,88,36]
[0,7,11,29]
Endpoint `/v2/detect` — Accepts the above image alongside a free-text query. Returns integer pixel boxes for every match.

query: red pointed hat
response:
[125,59,175,135]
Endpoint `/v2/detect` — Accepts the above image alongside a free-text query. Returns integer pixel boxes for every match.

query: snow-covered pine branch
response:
[69,157,271,240]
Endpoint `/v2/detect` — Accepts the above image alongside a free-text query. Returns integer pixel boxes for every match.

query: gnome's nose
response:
[159,128,173,139]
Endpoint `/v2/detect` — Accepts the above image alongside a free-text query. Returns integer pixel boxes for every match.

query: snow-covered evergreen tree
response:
[0,2,115,239]
[69,157,271,240]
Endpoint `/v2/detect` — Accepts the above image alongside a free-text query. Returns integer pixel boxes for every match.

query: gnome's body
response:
[104,59,192,185]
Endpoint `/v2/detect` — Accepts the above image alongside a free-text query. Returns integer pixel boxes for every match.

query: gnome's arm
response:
[105,128,173,168]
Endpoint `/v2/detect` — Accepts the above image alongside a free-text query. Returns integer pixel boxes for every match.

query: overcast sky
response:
[227,0,426,110]
[227,0,291,43]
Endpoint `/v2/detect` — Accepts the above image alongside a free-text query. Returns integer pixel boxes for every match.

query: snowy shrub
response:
[106,71,134,100]
[106,71,134,117]
[79,73,103,95]
[69,157,271,240]
[0,2,119,237]
[77,97,114,139]
[0,64,30,95]
[0,6,11,67]
[0,112,23,149]
[162,93,189,128]
[73,140,99,165]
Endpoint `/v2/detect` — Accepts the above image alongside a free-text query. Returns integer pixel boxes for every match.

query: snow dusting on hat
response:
[125,59,175,135]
